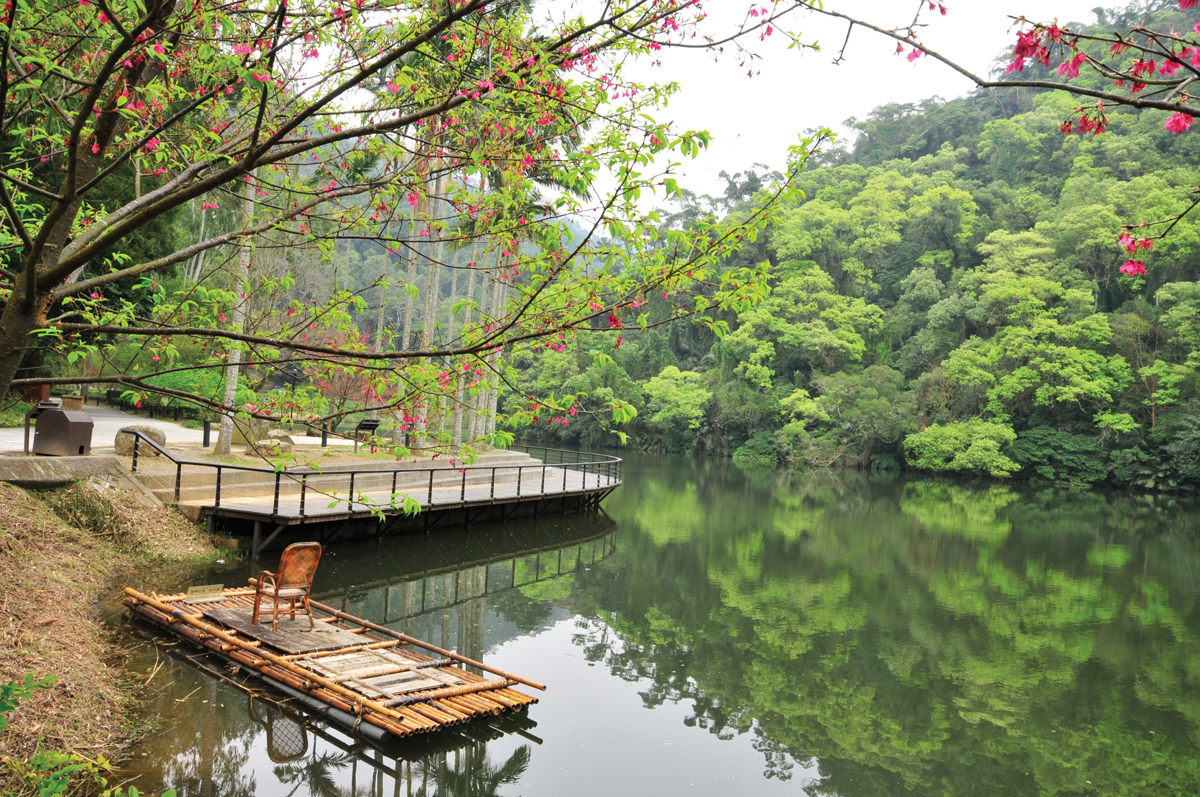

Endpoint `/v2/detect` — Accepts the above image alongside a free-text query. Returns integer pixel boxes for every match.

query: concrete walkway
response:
[0,404,353,454]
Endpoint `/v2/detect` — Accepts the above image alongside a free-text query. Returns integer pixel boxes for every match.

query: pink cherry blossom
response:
[1164,111,1193,134]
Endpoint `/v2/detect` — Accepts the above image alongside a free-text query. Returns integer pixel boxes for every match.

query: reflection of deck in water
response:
[318,525,618,662]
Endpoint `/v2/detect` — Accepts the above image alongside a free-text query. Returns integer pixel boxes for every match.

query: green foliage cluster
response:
[515,7,1200,489]
[1,675,176,797]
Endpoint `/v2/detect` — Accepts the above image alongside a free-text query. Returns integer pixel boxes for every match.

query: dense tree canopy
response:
[514,3,1200,491]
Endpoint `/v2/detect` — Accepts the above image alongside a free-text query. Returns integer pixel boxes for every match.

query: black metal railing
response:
[125,432,622,519]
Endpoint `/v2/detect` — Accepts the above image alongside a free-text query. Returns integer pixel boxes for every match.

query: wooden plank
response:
[202,607,366,654]
[367,676,445,695]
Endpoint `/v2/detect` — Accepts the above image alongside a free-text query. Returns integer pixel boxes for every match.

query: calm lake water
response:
[118,453,1200,796]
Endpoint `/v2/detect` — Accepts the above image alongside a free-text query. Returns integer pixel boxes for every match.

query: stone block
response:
[114,425,166,457]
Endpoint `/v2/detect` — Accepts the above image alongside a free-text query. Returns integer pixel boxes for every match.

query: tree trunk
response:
[466,271,494,443]
[486,280,507,439]
[412,174,446,449]
[372,249,390,421]
[401,215,419,351]
[0,295,54,397]
[188,206,208,284]
[215,179,255,456]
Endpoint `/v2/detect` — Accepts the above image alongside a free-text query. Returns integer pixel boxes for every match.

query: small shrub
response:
[39,483,132,546]
[733,432,779,467]
[1009,427,1108,487]
[904,420,1019,478]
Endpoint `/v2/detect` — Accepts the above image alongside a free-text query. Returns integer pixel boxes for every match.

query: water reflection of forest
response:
[124,455,1200,796]
[589,462,1200,795]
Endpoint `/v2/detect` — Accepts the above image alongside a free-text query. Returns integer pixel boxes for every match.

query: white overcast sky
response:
[624,0,1108,197]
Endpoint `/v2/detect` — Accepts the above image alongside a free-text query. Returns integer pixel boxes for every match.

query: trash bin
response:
[23,384,49,403]
[32,407,94,456]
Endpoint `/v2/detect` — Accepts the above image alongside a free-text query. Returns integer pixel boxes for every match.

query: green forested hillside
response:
[512,9,1200,490]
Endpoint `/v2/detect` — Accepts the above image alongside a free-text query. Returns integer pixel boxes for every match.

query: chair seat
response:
[262,587,309,598]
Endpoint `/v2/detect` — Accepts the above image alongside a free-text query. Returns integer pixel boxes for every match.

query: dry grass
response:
[40,481,217,562]
[0,481,226,793]
[0,483,132,786]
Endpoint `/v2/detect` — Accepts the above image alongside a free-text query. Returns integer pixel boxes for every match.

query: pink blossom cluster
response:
[1118,234,1154,253]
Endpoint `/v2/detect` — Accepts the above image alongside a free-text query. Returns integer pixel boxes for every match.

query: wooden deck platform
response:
[126,441,622,555]
[123,586,543,740]
[184,466,620,526]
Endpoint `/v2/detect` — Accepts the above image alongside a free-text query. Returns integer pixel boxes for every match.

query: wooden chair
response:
[251,542,322,632]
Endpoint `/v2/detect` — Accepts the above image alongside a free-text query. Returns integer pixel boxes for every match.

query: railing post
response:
[131,435,139,472]
[349,473,355,512]
[427,469,434,506]
[202,419,211,448]
[516,466,522,498]
[490,467,496,500]
[460,469,466,503]
[214,466,222,508]
[300,474,307,519]
[174,463,182,503]
[272,472,280,516]
[540,464,546,495]
[392,471,398,503]
[562,462,568,494]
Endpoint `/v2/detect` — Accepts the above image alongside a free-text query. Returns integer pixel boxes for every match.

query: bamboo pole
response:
[305,598,547,691]
[383,679,510,708]
[123,588,514,728]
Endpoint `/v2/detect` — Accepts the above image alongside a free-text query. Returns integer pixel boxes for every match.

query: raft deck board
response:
[203,607,367,654]
[123,585,542,740]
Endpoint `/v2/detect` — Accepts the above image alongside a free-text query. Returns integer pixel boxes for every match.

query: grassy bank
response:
[0,480,227,794]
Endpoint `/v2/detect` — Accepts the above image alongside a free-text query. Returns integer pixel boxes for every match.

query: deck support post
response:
[251,523,287,557]
[377,514,405,542]
[322,518,354,547]
[424,509,449,535]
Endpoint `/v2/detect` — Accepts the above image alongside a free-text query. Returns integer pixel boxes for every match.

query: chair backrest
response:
[274,542,322,589]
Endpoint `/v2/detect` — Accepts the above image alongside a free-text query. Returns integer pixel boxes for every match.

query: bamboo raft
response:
[122,586,544,740]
